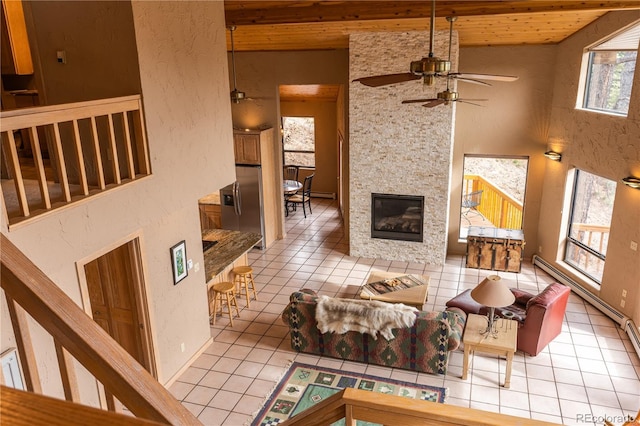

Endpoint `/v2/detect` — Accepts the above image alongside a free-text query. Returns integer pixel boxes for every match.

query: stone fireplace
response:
[349,29,457,264]
[371,193,424,242]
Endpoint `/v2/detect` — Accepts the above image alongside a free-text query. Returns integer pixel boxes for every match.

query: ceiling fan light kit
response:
[353,0,518,107]
[229,25,250,104]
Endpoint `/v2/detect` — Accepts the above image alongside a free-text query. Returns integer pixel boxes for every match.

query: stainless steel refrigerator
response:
[220,165,264,248]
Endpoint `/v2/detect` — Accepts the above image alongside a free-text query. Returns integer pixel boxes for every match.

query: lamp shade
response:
[470,275,515,308]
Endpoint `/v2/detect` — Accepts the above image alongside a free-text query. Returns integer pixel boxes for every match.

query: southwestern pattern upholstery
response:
[281,290,466,375]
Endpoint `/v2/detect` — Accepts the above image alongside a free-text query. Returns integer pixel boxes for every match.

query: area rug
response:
[251,362,447,426]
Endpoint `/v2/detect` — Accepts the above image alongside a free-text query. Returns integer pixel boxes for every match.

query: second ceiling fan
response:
[352,0,518,99]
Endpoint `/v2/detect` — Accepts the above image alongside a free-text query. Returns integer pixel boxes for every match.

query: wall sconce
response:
[544,150,562,162]
[622,176,640,189]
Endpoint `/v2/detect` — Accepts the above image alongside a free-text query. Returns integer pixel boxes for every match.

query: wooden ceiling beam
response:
[224,1,640,26]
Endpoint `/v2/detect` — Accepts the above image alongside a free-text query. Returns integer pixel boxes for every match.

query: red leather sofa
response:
[446,283,571,356]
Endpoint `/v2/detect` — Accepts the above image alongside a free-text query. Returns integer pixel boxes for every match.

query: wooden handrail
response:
[280,388,561,426]
[0,234,200,425]
[0,385,165,426]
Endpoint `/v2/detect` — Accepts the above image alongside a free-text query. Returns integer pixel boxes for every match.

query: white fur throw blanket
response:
[315,295,418,341]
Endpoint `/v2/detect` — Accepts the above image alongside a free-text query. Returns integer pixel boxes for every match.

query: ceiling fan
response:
[352,0,518,89]
[229,25,248,103]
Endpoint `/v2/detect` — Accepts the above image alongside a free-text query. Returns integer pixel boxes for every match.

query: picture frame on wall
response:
[170,240,188,285]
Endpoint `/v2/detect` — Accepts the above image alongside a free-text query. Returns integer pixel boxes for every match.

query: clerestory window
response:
[579,22,639,116]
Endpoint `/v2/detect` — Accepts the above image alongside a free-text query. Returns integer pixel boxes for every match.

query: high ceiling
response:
[224,1,640,51]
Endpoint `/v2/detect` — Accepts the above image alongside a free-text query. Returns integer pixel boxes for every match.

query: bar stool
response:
[211,281,240,326]
[232,265,258,307]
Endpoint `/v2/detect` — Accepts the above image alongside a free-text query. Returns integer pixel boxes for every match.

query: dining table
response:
[283,179,302,195]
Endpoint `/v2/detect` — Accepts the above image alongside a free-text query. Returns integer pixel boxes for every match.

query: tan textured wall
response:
[27,1,142,105]
[537,10,640,323]
[1,0,235,401]
[280,101,338,195]
[349,30,456,264]
[448,44,558,257]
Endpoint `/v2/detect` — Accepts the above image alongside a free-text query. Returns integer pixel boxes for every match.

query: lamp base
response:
[479,307,500,338]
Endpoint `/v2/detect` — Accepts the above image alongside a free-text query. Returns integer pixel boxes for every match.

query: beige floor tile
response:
[172,200,637,423]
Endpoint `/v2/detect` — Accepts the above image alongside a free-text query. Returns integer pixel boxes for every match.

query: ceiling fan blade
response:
[449,76,492,86]
[423,99,446,108]
[402,98,437,104]
[450,72,519,82]
[352,73,420,87]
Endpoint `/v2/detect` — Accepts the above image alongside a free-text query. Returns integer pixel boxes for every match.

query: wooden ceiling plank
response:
[225,1,640,26]
[227,11,607,51]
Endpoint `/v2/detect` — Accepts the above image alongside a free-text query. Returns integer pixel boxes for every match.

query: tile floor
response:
[170,199,640,426]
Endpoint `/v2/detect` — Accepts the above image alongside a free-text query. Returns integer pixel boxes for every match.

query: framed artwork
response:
[170,240,188,285]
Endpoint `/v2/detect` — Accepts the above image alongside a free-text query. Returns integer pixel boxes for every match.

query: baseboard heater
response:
[532,254,640,359]
[311,192,336,199]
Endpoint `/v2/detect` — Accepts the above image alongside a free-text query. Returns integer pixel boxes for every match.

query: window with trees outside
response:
[564,170,615,284]
[459,156,528,239]
[580,22,639,116]
[282,117,315,167]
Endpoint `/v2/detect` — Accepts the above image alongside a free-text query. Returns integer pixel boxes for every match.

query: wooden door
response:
[84,241,151,371]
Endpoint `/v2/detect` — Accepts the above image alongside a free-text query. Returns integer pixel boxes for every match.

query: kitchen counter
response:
[202,228,261,282]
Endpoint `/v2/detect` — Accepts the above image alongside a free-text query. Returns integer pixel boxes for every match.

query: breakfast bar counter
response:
[202,229,261,322]
[202,228,261,281]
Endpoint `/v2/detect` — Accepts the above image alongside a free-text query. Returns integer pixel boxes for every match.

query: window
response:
[564,170,615,283]
[282,117,315,167]
[459,156,528,239]
[581,22,639,116]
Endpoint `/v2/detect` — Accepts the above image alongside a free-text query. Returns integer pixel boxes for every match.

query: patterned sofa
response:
[281,290,466,375]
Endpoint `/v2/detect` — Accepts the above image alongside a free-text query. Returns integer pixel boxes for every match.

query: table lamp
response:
[470,275,515,338]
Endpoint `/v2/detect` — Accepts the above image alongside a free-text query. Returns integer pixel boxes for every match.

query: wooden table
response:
[462,313,517,388]
[359,271,429,309]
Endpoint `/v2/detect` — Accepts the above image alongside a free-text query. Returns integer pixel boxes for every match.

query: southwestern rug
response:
[251,362,448,426]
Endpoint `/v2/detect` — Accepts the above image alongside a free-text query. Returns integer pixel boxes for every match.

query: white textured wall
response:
[349,31,457,264]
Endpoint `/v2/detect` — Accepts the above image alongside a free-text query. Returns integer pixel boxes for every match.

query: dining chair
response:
[286,174,314,218]
[284,165,299,182]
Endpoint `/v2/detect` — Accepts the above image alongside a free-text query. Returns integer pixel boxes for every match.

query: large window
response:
[282,117,315,167]
[581,22,639,116]
[459,156,528,239]
[564,170,615,283]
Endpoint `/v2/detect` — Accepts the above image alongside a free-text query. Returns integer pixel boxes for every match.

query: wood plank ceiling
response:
[225,1,640,102]
[224,1,640,51]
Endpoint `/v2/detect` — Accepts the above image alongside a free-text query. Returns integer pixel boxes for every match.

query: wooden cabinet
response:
[199,203,221,230]
[233,128,279,249]
[233,132,261,165]
[1,0,34,75]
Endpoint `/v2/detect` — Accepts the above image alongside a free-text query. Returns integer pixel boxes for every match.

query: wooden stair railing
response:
[279,387,561,426]
[0,385,165,426]
[0,234,200,425]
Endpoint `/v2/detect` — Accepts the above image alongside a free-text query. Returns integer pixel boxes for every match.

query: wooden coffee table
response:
[462,313,517,388]
[359,271,429,309]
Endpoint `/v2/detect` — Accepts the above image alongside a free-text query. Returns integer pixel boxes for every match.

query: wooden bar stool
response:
[211,281,240,326]
[232,266,258,307]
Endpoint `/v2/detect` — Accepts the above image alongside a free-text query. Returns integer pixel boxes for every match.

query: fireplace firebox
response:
[371,193,424,242]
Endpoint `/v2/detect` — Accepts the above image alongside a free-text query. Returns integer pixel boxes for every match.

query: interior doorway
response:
[80,237,156,378]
